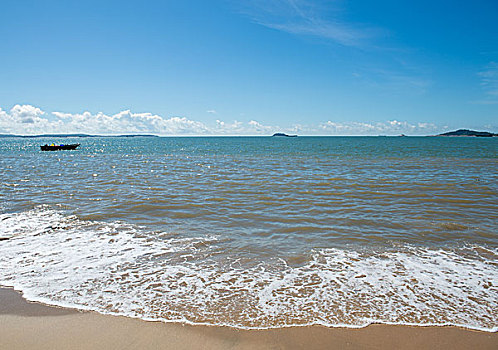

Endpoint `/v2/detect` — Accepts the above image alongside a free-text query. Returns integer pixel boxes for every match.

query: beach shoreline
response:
[1,287,496,350]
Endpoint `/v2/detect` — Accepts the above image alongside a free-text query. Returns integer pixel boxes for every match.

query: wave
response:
[0,206,497,332]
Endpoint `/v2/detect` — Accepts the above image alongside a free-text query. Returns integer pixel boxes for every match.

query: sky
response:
[1,0,497,135]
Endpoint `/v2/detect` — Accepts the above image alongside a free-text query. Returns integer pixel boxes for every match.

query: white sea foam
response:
[0,207,497,331]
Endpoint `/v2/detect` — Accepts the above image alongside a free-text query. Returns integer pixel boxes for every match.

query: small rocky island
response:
[272,133,297,137]
[438,129,497,137]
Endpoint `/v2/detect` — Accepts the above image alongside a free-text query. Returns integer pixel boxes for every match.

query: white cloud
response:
[0,105,209,136]
[0,105,62,134]
[215,119,245,134]
[10,104,45,123]
[162,116,209,134]
[319,120,439,135]
[206,110,217,114]
[238,0,379,47]
[248,120,274,133]
[213,119,278,135]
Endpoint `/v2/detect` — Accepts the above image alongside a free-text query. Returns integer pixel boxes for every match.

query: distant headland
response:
[0,134,159,138]
[437,129,497,137]
[272,133,297,137]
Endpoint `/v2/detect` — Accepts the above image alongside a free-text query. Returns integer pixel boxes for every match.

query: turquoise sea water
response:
[0,136,497,330]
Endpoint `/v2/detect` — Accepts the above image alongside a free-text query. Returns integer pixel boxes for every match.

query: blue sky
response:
[1,0,497,135]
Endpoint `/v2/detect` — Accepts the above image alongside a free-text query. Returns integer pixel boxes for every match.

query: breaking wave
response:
[1,206,497,332]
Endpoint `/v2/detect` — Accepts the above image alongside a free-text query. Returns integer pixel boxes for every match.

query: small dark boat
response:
[41,143,80,151]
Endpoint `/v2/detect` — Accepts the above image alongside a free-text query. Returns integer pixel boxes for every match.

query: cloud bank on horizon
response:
[1,104,447,136]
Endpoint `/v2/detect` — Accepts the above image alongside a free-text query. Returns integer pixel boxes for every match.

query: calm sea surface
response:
[1,136,497,330]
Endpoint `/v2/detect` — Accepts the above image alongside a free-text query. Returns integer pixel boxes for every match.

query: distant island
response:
[0,134,159,138]
[272,133,297,137]
[438,129,497,137]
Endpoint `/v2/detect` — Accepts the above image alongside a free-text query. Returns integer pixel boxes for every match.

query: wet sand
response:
[0,287,496,350]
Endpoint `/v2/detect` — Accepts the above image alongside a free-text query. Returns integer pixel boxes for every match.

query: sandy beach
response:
[1,287,496,350]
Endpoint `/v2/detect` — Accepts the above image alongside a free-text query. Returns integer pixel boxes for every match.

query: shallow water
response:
[0,136,497,330]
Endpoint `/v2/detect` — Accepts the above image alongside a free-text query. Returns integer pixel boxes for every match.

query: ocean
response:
[0,136,497,331]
